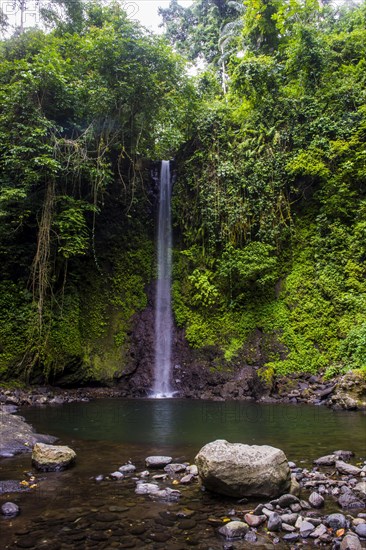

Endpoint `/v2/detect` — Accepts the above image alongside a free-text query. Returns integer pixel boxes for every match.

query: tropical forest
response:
[0,0,366,548]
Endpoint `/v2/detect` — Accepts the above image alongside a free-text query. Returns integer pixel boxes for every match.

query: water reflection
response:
[20,399,366,464]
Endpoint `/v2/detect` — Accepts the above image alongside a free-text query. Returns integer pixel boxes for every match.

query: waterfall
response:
[152,160,174,398]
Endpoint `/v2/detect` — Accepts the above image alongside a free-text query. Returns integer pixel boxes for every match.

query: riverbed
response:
[1,399,366,548]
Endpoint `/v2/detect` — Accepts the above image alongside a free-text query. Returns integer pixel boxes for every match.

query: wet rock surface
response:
[31,443,76,472]
[1,366,366,409]
[0,406,57,458]
[0,444,365,550]
[195,440,291,498]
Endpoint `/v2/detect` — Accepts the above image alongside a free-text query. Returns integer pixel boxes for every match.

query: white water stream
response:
[152,161,174,398]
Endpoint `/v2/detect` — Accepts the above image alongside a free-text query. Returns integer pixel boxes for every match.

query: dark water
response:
[1,399,365,549]
[19,399,366,462]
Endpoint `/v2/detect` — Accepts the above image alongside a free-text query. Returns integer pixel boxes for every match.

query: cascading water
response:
[152,160,174,398]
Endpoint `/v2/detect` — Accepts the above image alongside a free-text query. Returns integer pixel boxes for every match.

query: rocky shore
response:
[1,367,365,413]
[1,444,365,549]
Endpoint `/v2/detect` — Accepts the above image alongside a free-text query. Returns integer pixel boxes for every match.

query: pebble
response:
[180,474,195,484]
[327,513,347,530]
[310,523,327,538]
[353,518,366,527]
[110,471,124,479]
[135,482,159,495]
[336,461,362,476]
[334,450,354,460]
[1,501,20,516]
[244,531,257,542]
[282,523,296,532]
[309,491,325,508]
[340,533,362,550]
[145,456,172,468]
[290,503,302,512]
[178,519,196,530]
[277,494,299,507]
[280,513,298,525]
[354,481,366,497]
[267,513,282,532]
[300,520,315,538]
[218,521,248,540]
[164,463,187,474]
[314,454,336,466]
[118,464,136,474]
[355,524,366,538]
[244,513,266,527]
[283,533,300,542]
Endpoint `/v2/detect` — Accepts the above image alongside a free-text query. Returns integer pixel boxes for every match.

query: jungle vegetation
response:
[0,0,365,384]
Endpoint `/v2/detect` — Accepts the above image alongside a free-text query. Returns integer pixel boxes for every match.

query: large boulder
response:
[195,440,291,498]
[32,443,76,471]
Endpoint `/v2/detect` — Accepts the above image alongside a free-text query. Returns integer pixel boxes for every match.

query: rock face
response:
[0,408,57,458]
[32,443,76,471]
[195,440,291,498]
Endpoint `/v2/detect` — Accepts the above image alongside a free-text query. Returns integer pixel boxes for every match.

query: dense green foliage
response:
[171,0,366,379]
[1,0,366,384]
[0,2,194,382]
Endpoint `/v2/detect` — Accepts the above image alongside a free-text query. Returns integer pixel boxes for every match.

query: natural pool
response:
[1,399,366,549]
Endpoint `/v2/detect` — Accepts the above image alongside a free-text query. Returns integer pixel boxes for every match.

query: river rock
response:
[354,481,366,498]
[309,491,325,508]
[145,456,172,468]
[218,521,249,540]
[268,513,282,532]
[334,450,355,460]
[195,440,290,498]
[290,473,300,495]
[281,513,298,525]
[187,464,198,476]
[336,461,362,476]
[118,464,136,474]
[314,454,336,466]
[283,533,300,542]
[110,471,124,479]
[1,502,20,516]
[326,513,347,530]
[341,533,362,550]
[338,489,364,509]
[310,524,327,538]
[300,520,315,538]
[179,473,194,484]
[355,524,366,538]
[0,411,56,457]
[244,514,266,527]
[135,482,160,495]
[32,442,76,471]
[164,463,187,474]
[278,493,299,507]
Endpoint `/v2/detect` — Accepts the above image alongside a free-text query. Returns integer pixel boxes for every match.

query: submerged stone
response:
[145,456,172,468]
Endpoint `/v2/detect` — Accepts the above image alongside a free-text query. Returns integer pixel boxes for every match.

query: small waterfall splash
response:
[151,160,174,398]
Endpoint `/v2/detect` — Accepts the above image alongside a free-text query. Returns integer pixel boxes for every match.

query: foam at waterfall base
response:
[150,391,177,399]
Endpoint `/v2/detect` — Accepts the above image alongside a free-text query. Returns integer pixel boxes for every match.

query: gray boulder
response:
[195,440,291,498]
[32,442,76,471]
